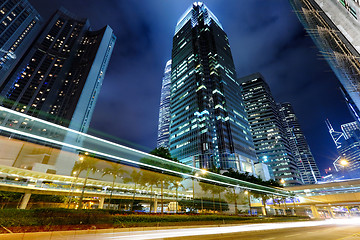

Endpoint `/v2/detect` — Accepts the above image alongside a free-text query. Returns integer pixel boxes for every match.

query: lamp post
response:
[245,190,251,215]
[176,181,181,213]
[192,173,199,210]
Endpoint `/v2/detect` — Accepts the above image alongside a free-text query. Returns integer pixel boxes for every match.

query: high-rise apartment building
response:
[0,0,42,86]
[240,73,303,185]
[157,60,172,148]
[169,2,257,172]
[279,102,321,184]
[0,8,116,133]
[289,0,360,123]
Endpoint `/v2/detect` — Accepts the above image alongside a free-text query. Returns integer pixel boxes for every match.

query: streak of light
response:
[98,218,360,240]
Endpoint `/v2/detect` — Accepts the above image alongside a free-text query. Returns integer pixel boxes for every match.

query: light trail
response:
[97,218,360,240]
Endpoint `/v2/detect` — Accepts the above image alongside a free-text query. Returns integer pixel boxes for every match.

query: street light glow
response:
[340,159,349,166]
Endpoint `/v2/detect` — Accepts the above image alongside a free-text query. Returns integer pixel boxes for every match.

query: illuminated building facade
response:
[0,8,116,133]
[0,0,42,86]
[240,73,303,185]
[157,60,172,148]
[327,120,360,178]
[289,0,360,123]
[279,102,321,184]
[169,2,257,172]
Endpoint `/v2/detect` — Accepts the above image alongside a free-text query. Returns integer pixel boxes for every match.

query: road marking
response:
[286,233,301,237]
[336,232,360,240]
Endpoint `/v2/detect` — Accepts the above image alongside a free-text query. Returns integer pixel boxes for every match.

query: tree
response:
[149,147,178,162]
[72,154,98,209]
[223,168,281,187]
[102,162,128,208]
[169,178,184,213]
[251,191,271,215]
[225,187,238,213]
[141,171,161,213]
[124,169,144,211]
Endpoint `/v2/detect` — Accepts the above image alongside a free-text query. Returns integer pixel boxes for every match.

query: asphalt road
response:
[2,218,360,240]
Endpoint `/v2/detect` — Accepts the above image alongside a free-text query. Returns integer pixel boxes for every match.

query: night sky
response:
[30,0,354,175]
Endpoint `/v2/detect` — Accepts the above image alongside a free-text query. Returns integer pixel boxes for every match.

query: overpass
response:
[285,179,360,218]
[0,106,291,212]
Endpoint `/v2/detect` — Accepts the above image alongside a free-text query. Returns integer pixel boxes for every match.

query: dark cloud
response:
[30,0,353,174]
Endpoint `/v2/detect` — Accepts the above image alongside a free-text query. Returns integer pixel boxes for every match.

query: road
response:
[1,218,360,240]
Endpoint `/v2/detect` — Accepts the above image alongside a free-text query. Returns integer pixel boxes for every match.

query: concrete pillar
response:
[261,206,267,216]
[154,198,158,213]
[327,207,335,218]
[311,205,320,218]
[98,197,105,209]
[19,192,31,209]
[283,208,287,215]
[291,209,296,216]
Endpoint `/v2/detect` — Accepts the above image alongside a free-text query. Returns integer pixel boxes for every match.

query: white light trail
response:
[100,218,360,240]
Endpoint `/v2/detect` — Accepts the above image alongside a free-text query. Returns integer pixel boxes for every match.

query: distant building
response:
[0,8,116,133]
[279,102,321,184]
[157,60,171,148]
[240,73,303,185]
[289,0,360,123]
[0,0,42,86]
[169,2,257,172]
[327,120,360,179]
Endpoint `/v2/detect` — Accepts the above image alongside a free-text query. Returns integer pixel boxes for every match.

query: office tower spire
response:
[169,2,257,172]
[157,60,172,148]
[0,8,116,133]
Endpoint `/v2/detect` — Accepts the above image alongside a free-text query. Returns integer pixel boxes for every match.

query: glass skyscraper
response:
[0,8,116,133]
[157,60,172,148]
[169,2,257,172]
[279,102,321,184]
[327,120,360,178]
[289,0,360,123]
[0,0,42,86]
[240,73,303,185]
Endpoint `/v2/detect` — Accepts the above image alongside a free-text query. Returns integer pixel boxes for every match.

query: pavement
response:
[1,218,360,240]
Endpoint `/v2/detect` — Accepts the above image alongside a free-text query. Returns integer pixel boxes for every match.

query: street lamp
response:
[280,179,285,185]
[340,158,349,167]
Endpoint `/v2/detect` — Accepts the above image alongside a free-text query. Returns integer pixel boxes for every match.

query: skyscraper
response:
[279,102,321,184]
[240,73,303,185]
[157,60,172,148]
[0,0,42,86]
[289,0,360,122]
[169,2,257,172]
[327,120,360,178]
[0,8,116,133]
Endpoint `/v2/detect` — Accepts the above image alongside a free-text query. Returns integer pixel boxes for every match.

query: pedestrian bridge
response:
[0,106,291,211]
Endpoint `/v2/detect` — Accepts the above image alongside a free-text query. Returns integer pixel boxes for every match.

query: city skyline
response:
[29,0,355,175]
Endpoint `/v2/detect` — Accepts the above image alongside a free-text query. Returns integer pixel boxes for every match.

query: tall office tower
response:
[157,60,172,148]
[289,0,360,123]
[279,102,321,184]
[169,2,257,172]
[0,8,116,133]
[327,120,360,178]
[240,73,303,185]
[0,0,42,86]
